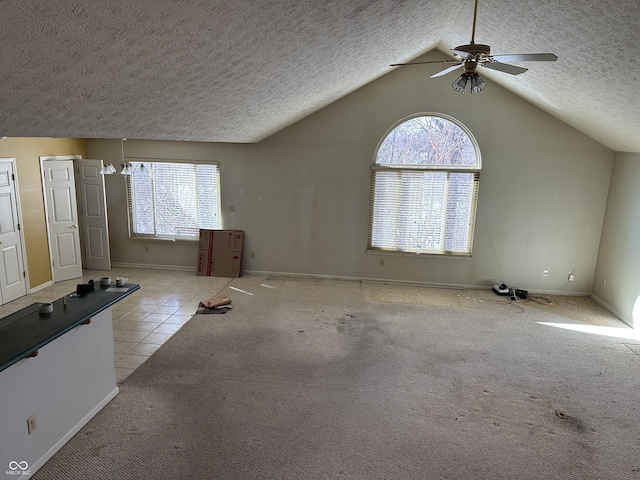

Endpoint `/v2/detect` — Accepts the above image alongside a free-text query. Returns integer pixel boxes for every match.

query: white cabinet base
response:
[0,308,118,479]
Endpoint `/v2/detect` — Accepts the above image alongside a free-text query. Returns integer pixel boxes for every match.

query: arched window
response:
[368,113,481,256]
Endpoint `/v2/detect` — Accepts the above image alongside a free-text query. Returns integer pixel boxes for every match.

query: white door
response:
[78,159,111,270]
[42,159,83,282]
[0,160,27,303]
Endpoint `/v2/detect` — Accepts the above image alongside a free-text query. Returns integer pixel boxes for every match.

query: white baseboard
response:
[361,277,486,290]
[525,289,592,297]
[28,280,54,294]
[111,265,594,298]
[245,270,594,295]
[245,269,373,284]
[111,262,196,272]
[590,293,633,327]
[29,387,119,477]
[246,270,456,287]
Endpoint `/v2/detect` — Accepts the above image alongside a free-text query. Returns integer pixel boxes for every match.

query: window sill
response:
[128,236,198,244]
[366,249,471,260]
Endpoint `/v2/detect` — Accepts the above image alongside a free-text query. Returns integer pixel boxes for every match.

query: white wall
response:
[591,152,640,326]
[87,51,614,293]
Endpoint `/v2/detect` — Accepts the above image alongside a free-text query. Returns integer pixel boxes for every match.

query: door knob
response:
[71,224,78,229]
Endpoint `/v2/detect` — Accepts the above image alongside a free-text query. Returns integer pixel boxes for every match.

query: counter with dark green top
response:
[0,282,140,479]
[0,283,139,373]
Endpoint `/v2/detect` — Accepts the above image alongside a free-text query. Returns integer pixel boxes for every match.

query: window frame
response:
[125,158,222,242]
[367,113,481,257]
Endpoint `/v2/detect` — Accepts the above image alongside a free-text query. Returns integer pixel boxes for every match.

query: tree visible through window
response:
[127,161,221,241]
[368,114,481,255]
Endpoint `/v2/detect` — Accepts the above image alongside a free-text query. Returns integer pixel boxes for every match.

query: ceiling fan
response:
[391,0,558,94]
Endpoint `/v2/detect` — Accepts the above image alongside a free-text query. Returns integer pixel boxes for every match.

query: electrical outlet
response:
[568,271,574,282]
[602,278,607,287]
[543,269,549,277]
[27,414,37,434]
[250,251,256,259]
[379,259,384,267]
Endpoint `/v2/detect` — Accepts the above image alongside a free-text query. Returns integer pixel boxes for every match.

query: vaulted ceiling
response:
[1,1,638,152]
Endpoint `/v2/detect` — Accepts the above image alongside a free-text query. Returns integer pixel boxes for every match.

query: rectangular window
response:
[368,169,479,255]
[127,161,221,241]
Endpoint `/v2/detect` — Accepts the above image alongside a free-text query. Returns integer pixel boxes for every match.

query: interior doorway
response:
[40,156,83,282]
[0,158,28,304]
[40,155,112,283]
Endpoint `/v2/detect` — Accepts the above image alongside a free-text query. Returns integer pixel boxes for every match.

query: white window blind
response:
[369,170,479,254]
[368,114,480,256]
[127,161,221,241]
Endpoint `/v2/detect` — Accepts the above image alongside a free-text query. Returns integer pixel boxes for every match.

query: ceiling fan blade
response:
[450,49,474,59]
[390,60,457,67]
[430,63,463,78]
[482,61,528,75]
[490,53,558,62]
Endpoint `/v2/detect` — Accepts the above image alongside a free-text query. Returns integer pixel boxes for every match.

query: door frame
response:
[40,155,83,283]
[0,157,30,297]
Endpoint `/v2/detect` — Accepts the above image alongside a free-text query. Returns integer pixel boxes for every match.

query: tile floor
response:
[0,267,232,384]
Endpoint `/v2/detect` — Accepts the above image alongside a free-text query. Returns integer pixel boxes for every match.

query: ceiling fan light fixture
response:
[452,74,468,93]
[470,73,486,94]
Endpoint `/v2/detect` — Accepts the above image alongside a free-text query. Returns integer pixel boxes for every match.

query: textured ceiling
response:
[1,0,639,151]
